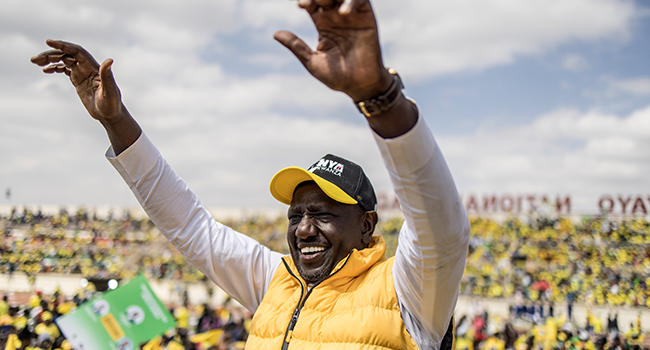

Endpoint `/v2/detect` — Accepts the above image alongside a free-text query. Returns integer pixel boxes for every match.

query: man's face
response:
[287,182,374,284]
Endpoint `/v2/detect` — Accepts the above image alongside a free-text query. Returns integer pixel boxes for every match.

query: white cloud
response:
[562,54,590,72]
[608,77,650,96]
[124,15,210,52]
[1,0,646,212]
[375,0,637,79]
[585,136,635,156]
[2,0,640,84]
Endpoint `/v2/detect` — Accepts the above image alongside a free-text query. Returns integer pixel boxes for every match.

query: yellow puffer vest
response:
[246,236,419,350]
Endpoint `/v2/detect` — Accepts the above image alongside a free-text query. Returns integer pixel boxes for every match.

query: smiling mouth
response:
[301,246,326,254]
[299,246,329,261]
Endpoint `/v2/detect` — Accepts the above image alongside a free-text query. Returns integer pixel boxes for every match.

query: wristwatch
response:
[355,68,405,118]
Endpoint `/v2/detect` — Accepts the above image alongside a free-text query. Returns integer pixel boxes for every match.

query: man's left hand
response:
[274,0,393,102]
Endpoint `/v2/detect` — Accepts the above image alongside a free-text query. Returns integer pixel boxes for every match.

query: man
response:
[31,0,470,348]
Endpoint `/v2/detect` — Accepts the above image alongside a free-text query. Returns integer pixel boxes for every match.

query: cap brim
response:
[270,166,358,206]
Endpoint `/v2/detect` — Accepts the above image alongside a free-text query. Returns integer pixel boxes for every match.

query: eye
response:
[313,212,333,222]
[288,214,303,225]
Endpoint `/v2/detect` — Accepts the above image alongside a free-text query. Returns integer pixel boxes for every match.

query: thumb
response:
[99,58,120,98]
[274,30,313,68]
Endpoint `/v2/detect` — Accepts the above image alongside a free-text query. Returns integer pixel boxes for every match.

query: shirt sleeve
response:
[106,133,284,312]
[373,115,470,349]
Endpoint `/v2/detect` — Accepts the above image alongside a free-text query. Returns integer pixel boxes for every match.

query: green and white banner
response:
[56,275,176,350]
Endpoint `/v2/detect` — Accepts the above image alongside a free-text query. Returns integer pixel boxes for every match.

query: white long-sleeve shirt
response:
[107,116,470,349]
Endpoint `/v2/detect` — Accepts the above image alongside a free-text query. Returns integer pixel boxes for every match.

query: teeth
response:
[301,246,325,254]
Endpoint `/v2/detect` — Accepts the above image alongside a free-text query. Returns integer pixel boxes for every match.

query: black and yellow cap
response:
[270,154,377,211]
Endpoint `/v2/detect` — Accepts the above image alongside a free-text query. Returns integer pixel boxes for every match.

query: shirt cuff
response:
[371,115,438,172]
[105,132,160,186]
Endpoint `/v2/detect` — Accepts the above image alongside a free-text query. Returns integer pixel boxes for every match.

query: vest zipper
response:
[280,252,352,350]
[280,259,304,350]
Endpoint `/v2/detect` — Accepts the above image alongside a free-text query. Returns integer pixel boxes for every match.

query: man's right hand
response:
[31,39,125,124]
[31,40,141,155]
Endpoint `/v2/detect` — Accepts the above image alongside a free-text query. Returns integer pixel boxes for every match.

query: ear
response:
[361,211,378,245]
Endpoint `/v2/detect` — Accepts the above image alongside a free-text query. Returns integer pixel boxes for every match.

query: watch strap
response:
[355,68,404,118]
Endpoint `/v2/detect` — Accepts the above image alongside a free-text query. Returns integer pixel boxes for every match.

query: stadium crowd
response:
[1,207,650,349]
[0,207,206,284]
[0,288,251,349]
[462,216,650,307]
[0,207,403,285]
[453,306,645,350]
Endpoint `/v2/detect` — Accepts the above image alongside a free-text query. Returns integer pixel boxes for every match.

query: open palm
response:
[275,0,393,102]
[31,39,124,123]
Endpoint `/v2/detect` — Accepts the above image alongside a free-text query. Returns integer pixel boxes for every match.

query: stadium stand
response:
[1,207,649,349]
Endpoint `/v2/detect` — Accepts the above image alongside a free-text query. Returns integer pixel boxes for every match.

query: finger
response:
[45,39,80,57]
[314,0,335,7]
[298,0,318,13]
[339,0,369,14]
[274,31,313,67]
[30,49,65,66]
[99,58,120,98]
[62,56,77,66]
[45,39,98,66]
[42,63,67,74]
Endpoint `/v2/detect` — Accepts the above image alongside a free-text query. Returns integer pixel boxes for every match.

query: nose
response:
[296,215,317,239]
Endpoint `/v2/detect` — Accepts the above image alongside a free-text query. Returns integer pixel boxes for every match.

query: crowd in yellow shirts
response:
[0,207,217,283]
[0,207,401,349]
[454,306,645,350]
[460,216,650,308]
[2,207,650,349]
[0,289,250,349]
[0,290,75,350]
[5,207,648,309]
[0,207,405,285]
[455,215,650,350]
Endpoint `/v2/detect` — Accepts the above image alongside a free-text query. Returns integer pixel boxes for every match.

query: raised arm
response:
[30,39,141,155]
[274,0,417,139]
[30,40,283,311]
[277,1,470,348]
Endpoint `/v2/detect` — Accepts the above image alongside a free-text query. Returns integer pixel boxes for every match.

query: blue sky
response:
[1,0,649,216]
[419,18,650,134]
